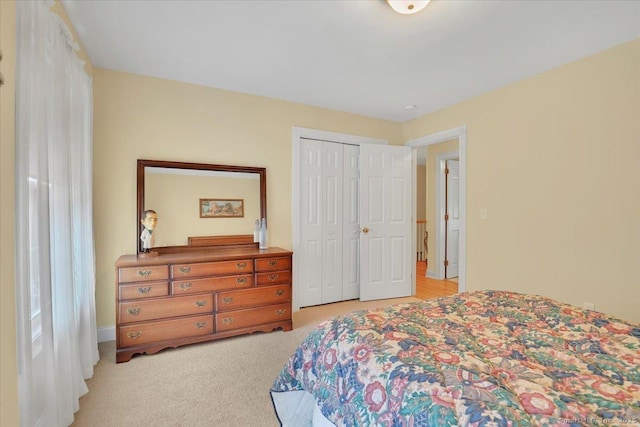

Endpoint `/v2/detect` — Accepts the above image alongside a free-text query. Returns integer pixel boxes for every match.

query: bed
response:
[271,290,640,426]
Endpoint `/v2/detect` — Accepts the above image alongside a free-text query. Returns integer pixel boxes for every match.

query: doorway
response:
[407,126,467,292]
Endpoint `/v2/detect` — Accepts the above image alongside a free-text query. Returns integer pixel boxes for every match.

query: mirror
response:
[137,159,267,253]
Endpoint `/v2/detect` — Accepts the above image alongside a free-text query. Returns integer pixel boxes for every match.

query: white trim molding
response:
[405,125,467,292]
[292,127,387,147]
[97,326,115,343]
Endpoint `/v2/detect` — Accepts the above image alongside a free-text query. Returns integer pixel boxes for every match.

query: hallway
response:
[415,261,458,300]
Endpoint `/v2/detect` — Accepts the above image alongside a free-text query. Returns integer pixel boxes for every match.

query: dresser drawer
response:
[216,303,290,332]
[119,294,213,324]
[172,274,253,294]
[119,314,213,347]
[119,265,169,283]
[217,284,290,311]
[119,281,169,300]
[171,259,253,278]
[256,270,291,286]
[255,257,291,272]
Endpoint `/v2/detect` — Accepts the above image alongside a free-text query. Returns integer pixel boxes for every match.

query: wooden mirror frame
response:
[137,159,267,254]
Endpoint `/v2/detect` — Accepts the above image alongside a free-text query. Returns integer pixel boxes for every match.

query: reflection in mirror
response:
[137,160,267,253]
[145,168,261,247]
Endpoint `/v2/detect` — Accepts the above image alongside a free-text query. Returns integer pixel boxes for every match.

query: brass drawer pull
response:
[195,300,207,307]
[222,317,234,325]
[137,270,152,277]
[275,309,286,316]
[268,274,279,281]
[236,277,247,285]
[178,282,192,291]
[127,331,142,340]
[178,266,191,274]
[275,289,285,296]
[195,321,207,329]
[268,260,278,267]
[236,262,247,269]
[222,296,234,304]
[127,307,141,316]
[137,286,152,294]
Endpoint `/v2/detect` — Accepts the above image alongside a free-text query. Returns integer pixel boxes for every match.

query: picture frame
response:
[199,198,244,218]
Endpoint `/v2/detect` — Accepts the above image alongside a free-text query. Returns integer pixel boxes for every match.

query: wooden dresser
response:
[115,247,293,363]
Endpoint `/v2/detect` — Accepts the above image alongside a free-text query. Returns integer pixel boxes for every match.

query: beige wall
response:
[93,68,404,327]
[1,2,18,425]
[405,39,640,323]
[416,165,426,220]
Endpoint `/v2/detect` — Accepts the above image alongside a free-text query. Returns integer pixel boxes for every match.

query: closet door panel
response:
[359,144,412,301]
[299,139,323,307]
[342,144,360,300]
[322,142,343,304]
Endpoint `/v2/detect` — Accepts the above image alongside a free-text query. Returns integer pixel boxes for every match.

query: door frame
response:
[292,127,387,311]
[406,125,467,292]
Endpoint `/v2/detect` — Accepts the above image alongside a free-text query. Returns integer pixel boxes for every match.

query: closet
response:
[298,139,360,307]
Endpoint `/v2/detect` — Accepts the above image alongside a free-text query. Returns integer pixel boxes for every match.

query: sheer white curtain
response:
[15,1,99,425]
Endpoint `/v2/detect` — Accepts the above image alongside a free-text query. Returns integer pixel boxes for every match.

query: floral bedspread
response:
[271,291,640,426]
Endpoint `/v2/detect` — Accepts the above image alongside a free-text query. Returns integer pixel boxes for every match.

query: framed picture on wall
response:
[199,198,244,218]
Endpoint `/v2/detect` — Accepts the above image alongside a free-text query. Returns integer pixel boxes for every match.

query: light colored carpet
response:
[71,296,419,427]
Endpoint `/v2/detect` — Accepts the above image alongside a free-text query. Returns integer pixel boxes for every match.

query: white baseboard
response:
[426,271,439,279]
[97,325,115,343]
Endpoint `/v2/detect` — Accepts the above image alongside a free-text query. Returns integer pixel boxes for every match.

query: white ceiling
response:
[61,0,639,123]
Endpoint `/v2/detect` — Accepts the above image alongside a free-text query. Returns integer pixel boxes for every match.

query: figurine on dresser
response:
[140,209,158,256]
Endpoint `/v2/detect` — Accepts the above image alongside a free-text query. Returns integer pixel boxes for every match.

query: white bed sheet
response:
[271,390,336,427]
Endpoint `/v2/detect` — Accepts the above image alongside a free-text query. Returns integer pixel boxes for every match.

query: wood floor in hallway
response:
[415,261,459,300]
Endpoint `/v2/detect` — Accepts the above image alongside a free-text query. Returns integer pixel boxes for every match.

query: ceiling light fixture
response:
[386,0,430,15]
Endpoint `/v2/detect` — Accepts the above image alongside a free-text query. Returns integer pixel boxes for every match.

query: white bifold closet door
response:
[299,139,359,307]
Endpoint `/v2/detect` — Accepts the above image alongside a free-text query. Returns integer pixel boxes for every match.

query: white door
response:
[321,142,344,304]
[359,144,413,301]
[342,144,360,300]
[298,139,323,307]
[446,160,460,278]
[298,139,353,306]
